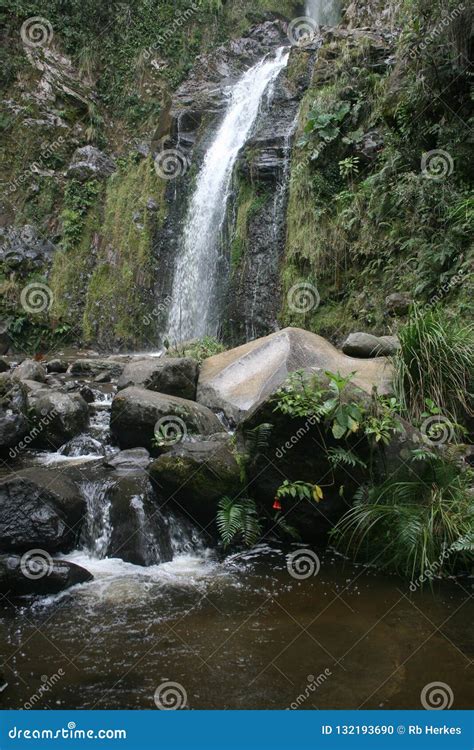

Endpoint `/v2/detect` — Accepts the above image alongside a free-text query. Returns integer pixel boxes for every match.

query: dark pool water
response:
[1,545,472,710]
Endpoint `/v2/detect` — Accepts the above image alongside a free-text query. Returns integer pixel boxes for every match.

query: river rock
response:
[59,434,105,457]
[67,145,116,182]
[149,436,241,526]
[28,389,89,448]
[0,375,29,451]
[197,327,393,424]
[12,358,47,382]
[342,332,400,358]
[69,358,124,378]
[117,357,199,400]
[46,359,68,373]
[110,387,222,450]
[107,474,173,566]
[0,468,85,552]
[385,292,412,316]
[0,555,92,597]
[103,448,151,473]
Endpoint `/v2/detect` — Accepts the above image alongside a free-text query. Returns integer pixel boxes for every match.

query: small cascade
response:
[80,480,114,559]
[306,0,342,26]
[167,46,290,342]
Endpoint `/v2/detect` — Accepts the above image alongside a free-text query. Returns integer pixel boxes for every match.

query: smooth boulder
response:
[0,469,85,552]
[117,357,199,400]
[197,327,393,423]
[342,332,400,358]
[110,387,222,449]
[12,359,47,383]
[0,555,92,597]
[28,390,89,448]
[69,358,124,378]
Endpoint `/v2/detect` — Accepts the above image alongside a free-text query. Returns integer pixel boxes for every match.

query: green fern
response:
[328,447,367,469]
[216,497,262,549]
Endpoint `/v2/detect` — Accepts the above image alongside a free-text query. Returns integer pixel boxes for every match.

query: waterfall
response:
[167,47,290,343]
[80,480,113,559]
[306,0,342,26]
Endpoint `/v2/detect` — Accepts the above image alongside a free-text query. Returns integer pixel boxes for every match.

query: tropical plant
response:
[331,453,474,581]
[216,497,262,548]
[394,305,474,427]
[276,479,324,503]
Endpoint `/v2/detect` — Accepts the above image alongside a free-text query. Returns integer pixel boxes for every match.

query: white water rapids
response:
[167,47,290,342]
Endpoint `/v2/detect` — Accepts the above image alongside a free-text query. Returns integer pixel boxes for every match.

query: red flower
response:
[273,498,282,511]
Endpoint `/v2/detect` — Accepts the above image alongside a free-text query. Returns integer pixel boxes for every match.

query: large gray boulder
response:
[28,390,89,448]
[197,327,393,424]
[69,358,124,378]
[67,146,116,182]
[0,375,29,451]
[110,387,222,450]
[12,358,47,383]
[0,555,92,597]
[342,332,400,358]
[149,435,241,526]
[0,469,85,552]
[117,357,199,400]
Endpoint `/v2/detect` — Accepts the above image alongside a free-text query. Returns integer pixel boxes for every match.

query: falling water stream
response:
[306,0,342,25]
[167,47,290,342]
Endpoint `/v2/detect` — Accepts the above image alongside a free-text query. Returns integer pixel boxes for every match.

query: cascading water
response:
[306,0,342,26]
[167,47,290,342]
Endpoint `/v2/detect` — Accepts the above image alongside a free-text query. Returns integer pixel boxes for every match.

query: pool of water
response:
[1,545,472,710]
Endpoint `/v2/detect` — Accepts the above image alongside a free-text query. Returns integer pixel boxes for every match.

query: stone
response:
[0,555,92,597]
[103,448,151,473]
[12,359,47,383]
[46,359,68,373]
[117,357,199,400]
[27,389,89,448]
[385,292,412,316]
[110,387,223,450]
[149,436,241,526]
[79,385,95,403]
[94,372,111,383]
[69,358,124,378]
[197,327,393,424]
[0,359,9,373]
[67,146,116,182]
[58,434,105,457]
[0,225,55,270]
[342,332,400,358]
[0,375,29,451]
[0,469,85,553]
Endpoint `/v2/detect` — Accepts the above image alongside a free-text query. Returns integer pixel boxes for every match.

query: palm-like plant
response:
[331,454,474,581]
[216,497,262,549]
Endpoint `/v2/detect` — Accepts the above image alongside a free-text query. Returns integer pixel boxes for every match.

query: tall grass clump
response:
[394,305,474,426]
[331,454,474,581]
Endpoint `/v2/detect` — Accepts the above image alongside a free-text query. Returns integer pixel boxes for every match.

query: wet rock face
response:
[0,555,92,597]
[0,469,85,553]
[67,146,116,182]
[0,225,56,272]
[0,375,29,451]
[28,390,89,449]
[110,387,223,450]
[13,359,47,383]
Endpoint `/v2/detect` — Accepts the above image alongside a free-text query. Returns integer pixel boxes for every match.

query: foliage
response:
[394,305,474,426]
[276,479,324,503]
[168,336,225,363]
[216,496,262,548]
[331,453,474,581]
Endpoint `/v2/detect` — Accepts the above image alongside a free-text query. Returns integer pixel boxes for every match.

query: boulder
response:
[12,358,47,382]
[117,357,199,400]
[46,359,68,373]
[67,146,116,182]
[0,375,29,451]
[0,468,85,552]
[69,358,124,378]
[342,332,400,358]
[58,434,105,457]
[0,225,55,271]
[103,448,151,473]
[28,390,89,448]
[149,436,241,526]
[385,292,412,316]
[197,327,393,424]
[110,387,222,450]
[107,474,173,566]
[0,555,92,597]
